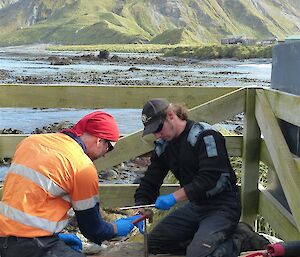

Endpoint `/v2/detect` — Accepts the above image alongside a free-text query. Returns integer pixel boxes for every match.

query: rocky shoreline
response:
[0,46,271,87]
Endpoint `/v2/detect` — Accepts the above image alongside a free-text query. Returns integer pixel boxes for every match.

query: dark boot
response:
[232,222,270,253]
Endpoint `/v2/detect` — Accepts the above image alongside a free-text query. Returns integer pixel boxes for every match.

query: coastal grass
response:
[164,44,273,59]
[47,43,273,59]
[46,44,180,53]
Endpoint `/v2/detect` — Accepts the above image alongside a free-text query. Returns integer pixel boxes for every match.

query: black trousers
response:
[0,236,85,257]
[148,193,241,257]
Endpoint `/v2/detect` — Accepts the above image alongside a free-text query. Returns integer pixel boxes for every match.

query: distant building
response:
[257,37,278,46]
[221,36,243,45]
[220,36,256,45]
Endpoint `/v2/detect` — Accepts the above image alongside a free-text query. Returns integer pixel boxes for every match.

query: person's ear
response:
[166,110,174,120]
[96,138,102,145]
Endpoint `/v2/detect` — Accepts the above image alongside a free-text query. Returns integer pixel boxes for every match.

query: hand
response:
[57,233,82,252]
[121,215,144,234]
[155,193,177,210]
[114,218,134,237]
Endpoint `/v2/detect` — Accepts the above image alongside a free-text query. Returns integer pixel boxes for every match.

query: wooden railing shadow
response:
[0,84,299,240]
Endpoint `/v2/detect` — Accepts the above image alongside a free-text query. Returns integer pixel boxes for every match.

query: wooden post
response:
[255,89,300,231]
[240,88,261,226]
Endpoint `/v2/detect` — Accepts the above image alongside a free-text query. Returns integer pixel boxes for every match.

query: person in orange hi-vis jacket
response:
[0,111,143,257]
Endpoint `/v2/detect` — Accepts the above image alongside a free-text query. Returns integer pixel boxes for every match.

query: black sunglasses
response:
[154,120,165,133]
[104,139,114,152]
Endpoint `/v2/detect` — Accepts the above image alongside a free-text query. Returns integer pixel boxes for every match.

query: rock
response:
[0,158,11,165]
[0,69,9,79]
[234,125,243,135]
[110,55,119,61]
[1,128,22,134]
[32,121,73,134]
[100,169,119,181]
[100,242,144,257]
[83,241,105,255]
[97,50,110,59]
[48,56,72,65]
[128,66,141,72]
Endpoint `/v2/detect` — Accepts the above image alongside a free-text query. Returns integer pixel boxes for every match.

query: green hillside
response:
[0,0,299,46]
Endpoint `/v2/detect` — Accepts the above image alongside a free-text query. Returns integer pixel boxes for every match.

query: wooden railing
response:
[0,84,299,240]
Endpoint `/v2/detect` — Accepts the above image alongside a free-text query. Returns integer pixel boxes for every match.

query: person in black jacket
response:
[134,98,241,257]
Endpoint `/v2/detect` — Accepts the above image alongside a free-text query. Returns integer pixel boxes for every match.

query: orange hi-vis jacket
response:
[0,133,99,237]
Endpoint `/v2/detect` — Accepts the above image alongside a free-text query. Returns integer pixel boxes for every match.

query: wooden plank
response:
[295,157,300,171]
[241,88,261,226]
[265,88,300,127]
[0,132,153,169]
[95,131,153,171]
[260,140,275,170]
[261,141,299,172]
[258,186,300,240]
[0,85,239,109]
[0,184,180,207]
[188,87,245,124]
[223,135,242,157]
[0,134,28,158]
[97,133,242,171]
[255,89,300,231]
[0,133,242,169]
[99,184,180,208]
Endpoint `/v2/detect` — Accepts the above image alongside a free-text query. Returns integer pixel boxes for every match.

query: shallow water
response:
[0,108,143,134]
[0,56,271,83]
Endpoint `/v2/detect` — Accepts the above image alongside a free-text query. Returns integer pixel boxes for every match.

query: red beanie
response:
[63,111,119,142]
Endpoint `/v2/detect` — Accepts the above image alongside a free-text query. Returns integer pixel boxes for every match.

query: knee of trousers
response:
[147,233,188,255]
[147,234,165,253]
[186,231,229,257]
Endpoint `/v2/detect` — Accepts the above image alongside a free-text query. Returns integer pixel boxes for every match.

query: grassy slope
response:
[0,0,299,46]
[0,0,150,45]
[35,0,146,43]
[150,28,200,44]
[257,0,300,38]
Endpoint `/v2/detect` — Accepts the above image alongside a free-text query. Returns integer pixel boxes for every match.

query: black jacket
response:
[134,120,238,205]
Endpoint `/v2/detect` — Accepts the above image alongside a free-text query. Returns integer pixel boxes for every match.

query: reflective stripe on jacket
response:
[0,133,99,237]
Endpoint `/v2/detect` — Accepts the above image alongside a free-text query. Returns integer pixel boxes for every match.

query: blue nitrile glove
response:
[121,215,144,234]
[57,233,82,252]
[155,193,177,210]
[114,218,134,237]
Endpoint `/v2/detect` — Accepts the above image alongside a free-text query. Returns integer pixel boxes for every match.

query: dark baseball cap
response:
[141,98,170,136]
